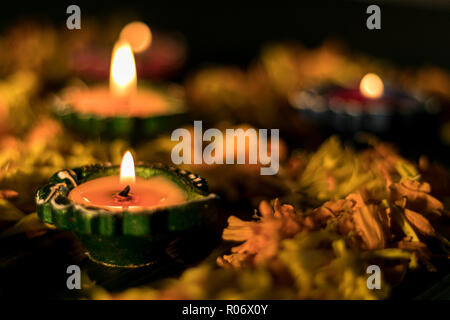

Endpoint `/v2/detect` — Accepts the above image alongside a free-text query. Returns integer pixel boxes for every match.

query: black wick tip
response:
[118,185,131,197]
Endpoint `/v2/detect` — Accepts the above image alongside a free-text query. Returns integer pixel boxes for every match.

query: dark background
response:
[0,1,449,300]
[0,0,449,71]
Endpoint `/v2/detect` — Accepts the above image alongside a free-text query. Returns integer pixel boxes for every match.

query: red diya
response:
[54,38,186,140]
[290,73,433,134]
[69,21,186,81]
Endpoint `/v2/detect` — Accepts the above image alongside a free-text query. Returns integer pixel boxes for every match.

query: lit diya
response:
[69,21,187,81]
[54,38,186,140]
[290,73,433,135]
[35,151,220,267]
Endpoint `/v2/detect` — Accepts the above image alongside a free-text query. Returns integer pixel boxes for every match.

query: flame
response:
[360,73,384,99]
[110,41,137,98]
[120,151,136,186]
[120,21,152,53]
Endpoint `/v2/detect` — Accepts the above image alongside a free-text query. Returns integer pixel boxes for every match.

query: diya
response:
[69,21,187,81]
[35,151,220,267]
[53,38,186,140]
[290,73,435,135]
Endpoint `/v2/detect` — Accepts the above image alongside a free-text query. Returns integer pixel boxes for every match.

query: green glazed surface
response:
[52,83,187,140]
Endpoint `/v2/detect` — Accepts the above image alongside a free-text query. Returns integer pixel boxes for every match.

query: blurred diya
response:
[290,73,434,134]
[69,22,186,81]
[54,39,186,140]
[36,151,220,267]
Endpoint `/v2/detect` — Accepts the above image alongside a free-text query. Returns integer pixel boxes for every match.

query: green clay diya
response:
[53,83,186,140]
[53,41,187,140]
[35,152,220,267]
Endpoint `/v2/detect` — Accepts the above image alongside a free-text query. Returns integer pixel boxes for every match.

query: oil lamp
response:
[69,21,187,81]
[67,151,188,212]
[290,73,431,135]
[35,151,220,267]
[54,38,186,140]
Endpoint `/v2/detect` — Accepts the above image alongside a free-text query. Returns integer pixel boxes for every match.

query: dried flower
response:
[389,180,444,219]
[218,199,303,267]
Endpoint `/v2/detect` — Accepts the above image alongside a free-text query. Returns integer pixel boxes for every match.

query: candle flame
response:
[360,73,384,99]
[110,41,137,98]
[120,151,136,186]
[120,21,152,53]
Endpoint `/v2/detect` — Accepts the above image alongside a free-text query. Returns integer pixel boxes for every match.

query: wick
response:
[113,185,133,204]
[118,185,131,197]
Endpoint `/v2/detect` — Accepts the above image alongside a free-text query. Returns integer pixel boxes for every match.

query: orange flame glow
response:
[120,151,136,186]
[110,41,137,99]
[360,73,384,99]
[120,21,152,53]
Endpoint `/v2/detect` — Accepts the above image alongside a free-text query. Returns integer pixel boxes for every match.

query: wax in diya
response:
[54,39,186,140]
[290,73,433,135]
[35,151,220,267]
